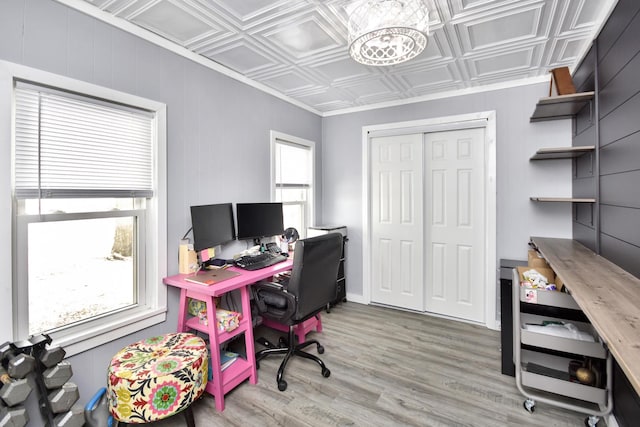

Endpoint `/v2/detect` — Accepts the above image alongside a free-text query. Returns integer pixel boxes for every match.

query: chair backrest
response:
[286,232,343,322]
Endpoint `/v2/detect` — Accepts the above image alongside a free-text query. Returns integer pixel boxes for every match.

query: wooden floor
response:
[156,302,596,426]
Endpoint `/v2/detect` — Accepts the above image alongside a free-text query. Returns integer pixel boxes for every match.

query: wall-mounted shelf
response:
[530,197,596,203]
[530,92,595,122]
[530,146,595,160]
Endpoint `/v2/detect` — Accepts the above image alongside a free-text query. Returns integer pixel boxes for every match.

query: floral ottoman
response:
[107,333,208,424]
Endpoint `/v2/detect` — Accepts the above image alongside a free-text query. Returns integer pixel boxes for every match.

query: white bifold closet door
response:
[371,134,425,311]
[424,128,485,323]
[370,127,486,323]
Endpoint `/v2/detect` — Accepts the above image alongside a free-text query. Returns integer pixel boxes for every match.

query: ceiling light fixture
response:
[347,0,430,66]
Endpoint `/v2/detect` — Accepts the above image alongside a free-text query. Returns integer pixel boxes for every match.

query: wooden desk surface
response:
[530,237,640,395]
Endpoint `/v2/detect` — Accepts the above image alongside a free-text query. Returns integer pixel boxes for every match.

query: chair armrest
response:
[254,281,285,291]
[253,281,296,321]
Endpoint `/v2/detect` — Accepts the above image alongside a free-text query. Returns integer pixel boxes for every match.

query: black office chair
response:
[253,232,343,391]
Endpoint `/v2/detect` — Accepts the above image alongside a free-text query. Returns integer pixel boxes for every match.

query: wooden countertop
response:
[530,236,640,395]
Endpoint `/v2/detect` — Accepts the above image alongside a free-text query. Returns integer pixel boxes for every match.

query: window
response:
[4,63,167,355]
[271,131,315,238]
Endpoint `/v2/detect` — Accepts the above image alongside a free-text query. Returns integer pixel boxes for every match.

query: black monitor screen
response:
[190,203,236,252]
[236,202,284,240]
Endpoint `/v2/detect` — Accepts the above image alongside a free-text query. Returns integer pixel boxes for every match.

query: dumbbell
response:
[29,335,66,368]
[29,335,76,426]
[0,343,35,379]
[48,383,79,414]
[43,362,73,390]
[0,367,32,407]
[53,403,85,427]
[0,400,29,427]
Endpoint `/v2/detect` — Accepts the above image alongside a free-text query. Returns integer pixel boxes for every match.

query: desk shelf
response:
[217,357,252,394]
[185,316,251,342]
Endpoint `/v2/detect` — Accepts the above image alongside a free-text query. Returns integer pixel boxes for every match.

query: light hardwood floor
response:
[157,302,598,426]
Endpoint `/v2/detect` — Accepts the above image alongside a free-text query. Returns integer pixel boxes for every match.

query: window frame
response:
[1,61,167,356]
[270,131,315,238]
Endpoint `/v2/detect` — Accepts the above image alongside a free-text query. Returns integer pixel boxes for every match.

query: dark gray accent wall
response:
[571,0,640,424]
[0,0,322,407]
[594,0,640,278]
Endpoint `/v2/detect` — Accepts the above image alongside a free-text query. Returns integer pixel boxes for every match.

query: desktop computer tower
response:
[307,226,347,306]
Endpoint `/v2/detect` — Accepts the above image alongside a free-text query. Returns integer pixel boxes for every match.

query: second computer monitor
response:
[236,202,284,242]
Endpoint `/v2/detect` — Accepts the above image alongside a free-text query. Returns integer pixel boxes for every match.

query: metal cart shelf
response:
[512,268,612,427]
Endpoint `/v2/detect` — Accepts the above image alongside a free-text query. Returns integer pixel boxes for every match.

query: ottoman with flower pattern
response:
[107,333,208,424]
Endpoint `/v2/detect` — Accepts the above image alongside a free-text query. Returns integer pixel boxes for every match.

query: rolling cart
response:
[512,268,612,427]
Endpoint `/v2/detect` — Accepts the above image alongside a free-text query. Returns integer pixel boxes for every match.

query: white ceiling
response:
[71,0,616,115]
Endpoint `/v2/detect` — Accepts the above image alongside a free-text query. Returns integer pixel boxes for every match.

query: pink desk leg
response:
[296,315,322,343]
[177,289,187,332]
[315,314,323,334]
[205,296,225,412]
[240,286,258,384]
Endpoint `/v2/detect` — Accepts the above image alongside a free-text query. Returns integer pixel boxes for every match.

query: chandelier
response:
[347,0,430,66]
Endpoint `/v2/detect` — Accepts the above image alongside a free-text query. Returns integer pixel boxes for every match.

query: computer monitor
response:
[190,203,236,252]
[236,202,284,242]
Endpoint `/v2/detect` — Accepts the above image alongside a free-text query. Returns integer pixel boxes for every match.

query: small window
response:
[7,66,167,355]
[271,132,315,238]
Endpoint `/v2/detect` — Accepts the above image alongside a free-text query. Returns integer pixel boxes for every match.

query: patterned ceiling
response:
[70,0,616,115]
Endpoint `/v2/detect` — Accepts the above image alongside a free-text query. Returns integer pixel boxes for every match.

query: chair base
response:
[255,326,330,391]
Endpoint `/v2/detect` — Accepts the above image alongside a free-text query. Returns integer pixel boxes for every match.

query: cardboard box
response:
[179,240,199,274]
[528,249,550,269]
[517,266,558,289]
[549,66,576,96]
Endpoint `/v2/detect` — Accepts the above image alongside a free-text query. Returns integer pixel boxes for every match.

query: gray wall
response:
[0,0,322,412]
[571,0,640,424]
[322,83,574,300]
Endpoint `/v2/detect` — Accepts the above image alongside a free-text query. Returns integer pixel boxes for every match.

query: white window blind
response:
[14,82,154,199]
[275,139,311,189]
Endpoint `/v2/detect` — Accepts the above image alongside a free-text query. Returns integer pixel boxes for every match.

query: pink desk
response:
[163,260,293,411]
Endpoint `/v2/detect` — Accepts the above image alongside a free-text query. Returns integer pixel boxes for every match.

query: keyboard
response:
[234,252,288,271]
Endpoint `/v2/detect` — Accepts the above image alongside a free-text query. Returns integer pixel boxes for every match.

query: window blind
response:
[14,83,154,199]
[274,139,311,189]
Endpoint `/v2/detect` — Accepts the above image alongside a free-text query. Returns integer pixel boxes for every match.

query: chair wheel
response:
[278,337,288,347]
[256,361,260,370]
[317,344,325,354]
[322,368,331,378]
[278,380,287,391]
[585,416,600,427]
[523,399,535,413]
